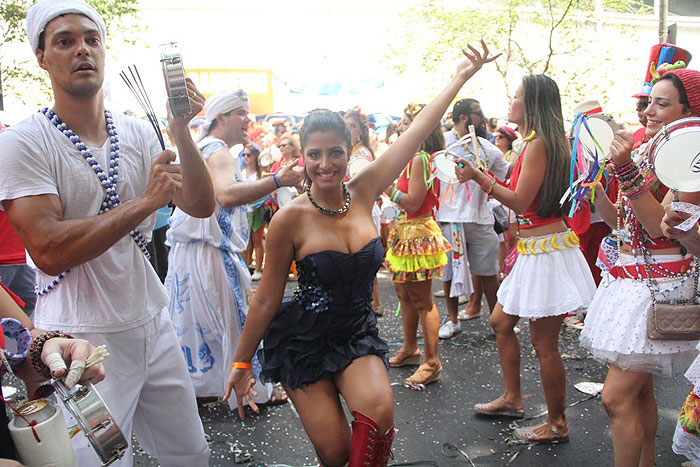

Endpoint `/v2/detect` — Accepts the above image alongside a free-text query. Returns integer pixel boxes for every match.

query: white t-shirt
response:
[436,132,509,224]
[0,111,167,333]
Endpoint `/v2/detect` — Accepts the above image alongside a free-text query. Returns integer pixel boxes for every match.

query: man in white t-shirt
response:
[0,1,214,465]
[437,98,509,339]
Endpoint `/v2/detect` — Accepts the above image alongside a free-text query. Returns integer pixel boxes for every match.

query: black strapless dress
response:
[258,237,389,389]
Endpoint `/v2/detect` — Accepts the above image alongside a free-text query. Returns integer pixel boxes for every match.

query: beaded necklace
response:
[306,181,351,215]
[614,185,697,295]
[37,108,150,296]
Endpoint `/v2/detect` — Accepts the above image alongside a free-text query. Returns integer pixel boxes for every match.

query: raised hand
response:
[609,130,635,166]
[277,160,305,187]
[168,78,205,127]
[455,39,501,83]
[223,367,259,420]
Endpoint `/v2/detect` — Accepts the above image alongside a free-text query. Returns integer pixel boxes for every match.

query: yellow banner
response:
[186,68,273,115]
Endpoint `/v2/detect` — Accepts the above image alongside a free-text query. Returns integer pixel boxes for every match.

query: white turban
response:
[26,0,107,52]
[204,89,249,123]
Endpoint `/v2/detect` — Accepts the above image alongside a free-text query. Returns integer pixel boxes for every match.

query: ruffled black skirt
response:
[257,297,389,389]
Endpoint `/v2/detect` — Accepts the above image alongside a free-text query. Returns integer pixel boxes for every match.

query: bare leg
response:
[443,279,458,323]
[528,315,567,435]
[480,274,500,314]
[601,365,654,467]
[251,227,265,272]
[335,355,394,434]
[480,303,523,411]
[389,282,420,364]
[284,377,351,466]
[466,274,482,317]
[638,377,657,467]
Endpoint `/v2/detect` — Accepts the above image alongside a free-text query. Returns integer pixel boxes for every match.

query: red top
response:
[397,153,440,219]
[624,182,678,250]
[270,156,304,174]
[508,152,565,229]
[0,211,25,265]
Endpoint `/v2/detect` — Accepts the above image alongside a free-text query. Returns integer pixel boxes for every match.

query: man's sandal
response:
[406,363,442,386]
[389,350,421,367]
[513,422,569,444]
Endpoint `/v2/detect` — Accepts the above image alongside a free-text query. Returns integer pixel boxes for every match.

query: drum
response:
[9,399,78,467]
[258,152,273,168]
[648,117,700,192]
[575,114,617,162]
[347,155,372,178]
[276,187,297,207]
[381,204,398,220]
[432,151,461,184]
[160,43,191,118]
[53,381,127,466]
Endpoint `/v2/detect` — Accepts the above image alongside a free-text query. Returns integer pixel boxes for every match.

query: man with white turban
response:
[165,89,303,410]
[0,1,214,465]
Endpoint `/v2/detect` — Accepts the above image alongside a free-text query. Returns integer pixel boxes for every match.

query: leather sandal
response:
[513,422,569,444]
[406,363,442,386]
[389,349,421,367]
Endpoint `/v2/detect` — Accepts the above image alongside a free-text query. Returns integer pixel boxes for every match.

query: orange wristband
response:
[232,362,252,370]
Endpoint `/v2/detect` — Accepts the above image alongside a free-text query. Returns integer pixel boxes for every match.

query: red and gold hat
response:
[634,42,692,98]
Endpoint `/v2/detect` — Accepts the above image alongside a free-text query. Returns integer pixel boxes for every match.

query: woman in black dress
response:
[224,41,499,466]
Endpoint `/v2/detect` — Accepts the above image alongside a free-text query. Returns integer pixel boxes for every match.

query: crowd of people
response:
[1,1,700,466]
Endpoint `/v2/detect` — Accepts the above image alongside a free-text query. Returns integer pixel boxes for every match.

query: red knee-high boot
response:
[348,411,395,467]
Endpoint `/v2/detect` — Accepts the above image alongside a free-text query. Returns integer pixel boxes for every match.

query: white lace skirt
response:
[497,232,596,320]
[580,254,699,376]
[674,419,700,465]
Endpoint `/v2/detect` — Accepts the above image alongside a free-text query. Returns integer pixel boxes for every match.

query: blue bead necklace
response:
[36,108,150,296]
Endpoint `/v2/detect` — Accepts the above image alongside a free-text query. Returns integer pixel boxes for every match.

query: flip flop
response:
[474,401,524,419]
[512,422,569,444]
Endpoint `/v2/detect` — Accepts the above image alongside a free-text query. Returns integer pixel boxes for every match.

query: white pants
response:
[65,309,210,467]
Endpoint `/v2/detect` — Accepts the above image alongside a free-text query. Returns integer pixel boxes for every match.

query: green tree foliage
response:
[0,0,138,101]
[386,0,651,112]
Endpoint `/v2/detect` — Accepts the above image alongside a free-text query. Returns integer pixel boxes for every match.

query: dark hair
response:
[206,109,233,134]
[344,109,375,159]
[657,73,692,113]
[422,124,445,154]
[521,74,571,218]
[452,98,480,124]
[300,109,351,150]
[245,143,262,178]
[496,128,515,150]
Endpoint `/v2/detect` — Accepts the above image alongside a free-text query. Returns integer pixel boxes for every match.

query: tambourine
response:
[276,187,297,207]
[160,42,191,118]
[347,155,371,178]
[53,381,127,466]
[432,150,466,184]
[648,117,700,192]
[381,204,398,221]
[575,114,617,162]
[258,152,273,168]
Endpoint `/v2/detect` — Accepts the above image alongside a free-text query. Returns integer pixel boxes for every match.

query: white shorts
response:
[66,310,210,467]
[440,222,499,279]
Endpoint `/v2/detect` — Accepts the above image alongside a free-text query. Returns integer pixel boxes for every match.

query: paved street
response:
[133,267,691,466]
[3,267,691,466]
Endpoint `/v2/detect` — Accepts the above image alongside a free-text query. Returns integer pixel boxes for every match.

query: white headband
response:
[204,89,249,123]
[26,0,107,52]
